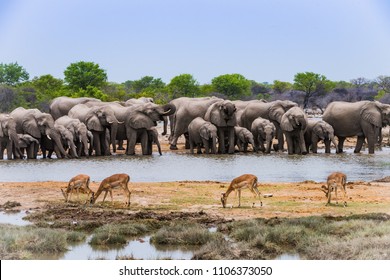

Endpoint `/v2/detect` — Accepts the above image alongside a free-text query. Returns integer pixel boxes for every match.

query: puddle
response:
[60,235,193,260]
[275,253,301,260]
[0,211,32,226]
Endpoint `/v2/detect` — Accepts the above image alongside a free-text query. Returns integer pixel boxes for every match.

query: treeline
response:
[1,61,389,113]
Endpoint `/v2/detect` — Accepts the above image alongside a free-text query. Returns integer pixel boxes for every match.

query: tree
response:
[211,74,251,100]
[376,75,390,94]
[64,61,107,92]
[293,72,334,109]
[0,62,29,86]
[129,76,165,93]
[167,74,200,99]
[351,77,370,89]
[272,80,292,94]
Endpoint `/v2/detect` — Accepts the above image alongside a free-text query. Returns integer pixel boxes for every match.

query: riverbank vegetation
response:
[1,61,389,113]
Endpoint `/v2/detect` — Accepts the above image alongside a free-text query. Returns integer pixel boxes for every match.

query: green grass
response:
[0,224,69,259]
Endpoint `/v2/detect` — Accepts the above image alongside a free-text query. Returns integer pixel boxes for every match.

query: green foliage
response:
[375,89,387,100]
[72,85,108,101]
[64,61,107,91]
[0,62,29,86]
[167,74,200,99]
[127,76,166,93]
[293,72,334,108]
[211,73,251,100]
[376,75,390,94]
[102,82,128,101]
[272,80,292,94]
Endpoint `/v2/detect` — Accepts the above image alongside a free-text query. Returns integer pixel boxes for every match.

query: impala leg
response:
[237,189,241,207]
[102,191,108,202]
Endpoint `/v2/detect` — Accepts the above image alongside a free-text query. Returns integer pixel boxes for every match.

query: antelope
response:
[321,172,347,207]
[91,173,131,206]
[221,174,263,208]
[61,174,92,202]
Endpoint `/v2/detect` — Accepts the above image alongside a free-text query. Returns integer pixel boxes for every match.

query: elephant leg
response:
[6,141,13,159]
[285,134,294,155]
[324,139,330,154]
[364,128,377,154]
[228,127,235,154]
[184,133,190,149]
[0,143,5,159]
[140,130,150,155]
[276,127,285,151]
[299,131,307,155]
[203,139,209,154]
[189,139,195,154]
[217,129,226,154]
[337,137,346,153]
[354,136,365,153]
[117,140,125,150]
[126,130,137,155]
[93,132,101,156]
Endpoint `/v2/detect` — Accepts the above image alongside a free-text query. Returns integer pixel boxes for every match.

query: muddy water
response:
[0,211,32,226]
[0,148,389,183]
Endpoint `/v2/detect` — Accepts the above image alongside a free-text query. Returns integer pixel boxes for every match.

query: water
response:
[60,235,193,260]
[0,148,389,183]
[0,211,32,226]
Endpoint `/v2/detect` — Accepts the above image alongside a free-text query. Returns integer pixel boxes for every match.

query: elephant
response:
[55,116,90,157]
[204,100,237,154]
[68,104,121,156]
[40,124,78,159]
[250,117,276,153]
[17,134,39,158]
[280,107,308,155]
[123,102,176,155]
[0,114,23,159]
[188,117,218,154]
[232,100,267,126]
[101,102,175,155]
[168,96,222,150]
[234,126,255,153]
[10,107,70,159]
[241,100,298,151]
[49,96,102,120]
[304,120,339,153]
[322,101,390,154]
[144,127,162,156]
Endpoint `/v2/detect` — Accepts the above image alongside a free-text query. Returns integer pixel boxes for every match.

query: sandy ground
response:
[1,179,390,221]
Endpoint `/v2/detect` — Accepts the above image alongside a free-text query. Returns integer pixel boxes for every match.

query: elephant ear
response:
[86,114,104,132]
[22,117,41,138]
[361,102,382,127]
[128,111,155,129]
[312,122,325,137]
[280,113,294,132]
[268,103,285,123]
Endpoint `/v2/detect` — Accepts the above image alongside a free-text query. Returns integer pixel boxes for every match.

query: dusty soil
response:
[1,179,390,226]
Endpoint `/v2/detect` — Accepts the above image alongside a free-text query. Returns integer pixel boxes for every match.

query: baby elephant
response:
[188,117,218,154]
[304,120,339,153]
[234,126,255,152]
[321,172,347,207]
[251,117,276,153]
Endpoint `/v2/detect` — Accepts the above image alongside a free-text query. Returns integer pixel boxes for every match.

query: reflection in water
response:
[0,148,389,183]
[61,235,193,260]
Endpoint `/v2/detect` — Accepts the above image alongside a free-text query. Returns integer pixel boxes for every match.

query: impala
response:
[61,174,92,202]
[322,172,347,207]
[91,173,131,206]
[221,174,263,208]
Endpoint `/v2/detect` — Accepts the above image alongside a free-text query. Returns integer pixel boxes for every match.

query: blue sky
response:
[1,0,389,84]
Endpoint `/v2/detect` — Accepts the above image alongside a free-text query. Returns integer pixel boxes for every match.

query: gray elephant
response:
[188,117,218,154]
[204,100,237,154]
[323,101,390,154]
[10,107,70,159]
[232,100,267,126]
[68,104,121,156]
[40,124,78,159]
[17,134,39,158]
[250,117,276,153]
[55,116,90,157]
[145,127,162,156]
[304,120,339,153]
[123,102,176,155]
[169,97,222,150]
[0,114,23,159]
[234,126,255,153]
[49,96,102,120]
[280,107,308,155]
[241,100,298,151]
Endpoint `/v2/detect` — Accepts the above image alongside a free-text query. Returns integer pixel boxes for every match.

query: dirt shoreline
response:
[1,179,390,222]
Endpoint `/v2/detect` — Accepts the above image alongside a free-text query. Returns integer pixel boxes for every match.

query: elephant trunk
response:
[211,135,217,154]
[80,133,89,157]
[47,129,70,159]
[110,122,118,153]
[9,131,23,159]
[160,103,176,117]
[68,139,79,159]
[265,134,273,153]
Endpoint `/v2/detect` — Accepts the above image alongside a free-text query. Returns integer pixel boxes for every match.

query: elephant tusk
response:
[162,109,171,115]
[47,135,52,140]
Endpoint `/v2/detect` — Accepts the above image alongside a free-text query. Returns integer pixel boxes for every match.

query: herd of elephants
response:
[0,96,390,160]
